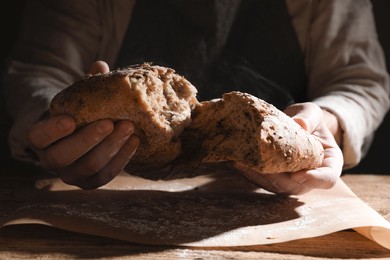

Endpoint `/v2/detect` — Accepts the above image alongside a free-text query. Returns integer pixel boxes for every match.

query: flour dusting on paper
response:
[1,171,390,248]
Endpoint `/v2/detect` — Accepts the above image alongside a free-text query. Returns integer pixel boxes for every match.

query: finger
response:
[236,162,314,195]
[88,60,110,75]
[284,103,322,133]
[28,115,76,149]
[234,162,281,194]
[266,173,310,195]
[290,145,343,191]
[290,167,338,191]
[38,119,114,169]
[59,120,135,185]
[77,135,140,190]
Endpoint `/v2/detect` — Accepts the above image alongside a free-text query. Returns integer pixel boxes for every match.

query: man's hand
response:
[235,102,343,195]
[27,61,140,190]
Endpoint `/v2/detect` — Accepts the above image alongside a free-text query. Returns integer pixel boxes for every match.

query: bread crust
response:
[183,92,324,174]
[50,63,199,165]
[50,64,323,177]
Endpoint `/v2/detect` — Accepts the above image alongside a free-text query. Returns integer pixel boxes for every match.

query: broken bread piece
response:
[181,91,324,174]
[49,63,199,166]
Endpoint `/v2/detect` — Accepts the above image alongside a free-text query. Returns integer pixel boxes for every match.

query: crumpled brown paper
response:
[1,169,389,249]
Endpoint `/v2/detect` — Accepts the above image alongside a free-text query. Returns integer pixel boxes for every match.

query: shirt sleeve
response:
[3,0,104,162]
[304,0,390,169]
[2,0,139,163]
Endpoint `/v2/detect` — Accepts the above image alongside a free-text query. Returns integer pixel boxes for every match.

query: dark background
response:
[0,0,389,173]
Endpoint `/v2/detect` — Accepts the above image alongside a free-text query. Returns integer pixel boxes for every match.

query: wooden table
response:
[1,162,389,259]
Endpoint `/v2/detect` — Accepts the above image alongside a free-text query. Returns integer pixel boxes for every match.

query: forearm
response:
[3,73,60,162]
[2,0,108,161]
[305,0,390,168]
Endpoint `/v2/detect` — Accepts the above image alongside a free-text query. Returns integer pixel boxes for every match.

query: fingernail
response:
[96,120,112,135]
[57,117,73,131]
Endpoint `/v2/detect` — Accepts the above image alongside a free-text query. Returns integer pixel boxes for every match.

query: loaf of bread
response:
[49,63,199,166]
[50,63,324,177]
[181,91,324,174]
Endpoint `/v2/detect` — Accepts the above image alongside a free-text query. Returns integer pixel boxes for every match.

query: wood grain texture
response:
[0,168,389,259]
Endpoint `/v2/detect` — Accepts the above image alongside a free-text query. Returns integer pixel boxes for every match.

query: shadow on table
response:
[1,173,302,245]
[1,165,390,258]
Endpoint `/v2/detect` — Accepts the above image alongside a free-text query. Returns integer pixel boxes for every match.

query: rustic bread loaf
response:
[50,63,324,177]
[181,91,324,174]
[49,63,199,166]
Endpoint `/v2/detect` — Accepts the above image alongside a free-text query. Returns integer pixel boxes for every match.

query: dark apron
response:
[115,0,307,109]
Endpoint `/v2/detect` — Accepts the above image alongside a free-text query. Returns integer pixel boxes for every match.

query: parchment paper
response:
[1,169,389,249]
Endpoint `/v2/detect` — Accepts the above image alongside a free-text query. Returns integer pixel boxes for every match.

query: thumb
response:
[88,60,110,75]
[284,103,322,133]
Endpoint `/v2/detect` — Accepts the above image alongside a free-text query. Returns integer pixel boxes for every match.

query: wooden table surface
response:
[1,163,389,259]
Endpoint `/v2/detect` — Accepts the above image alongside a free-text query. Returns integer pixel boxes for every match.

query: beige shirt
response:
[3,0,390,169]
